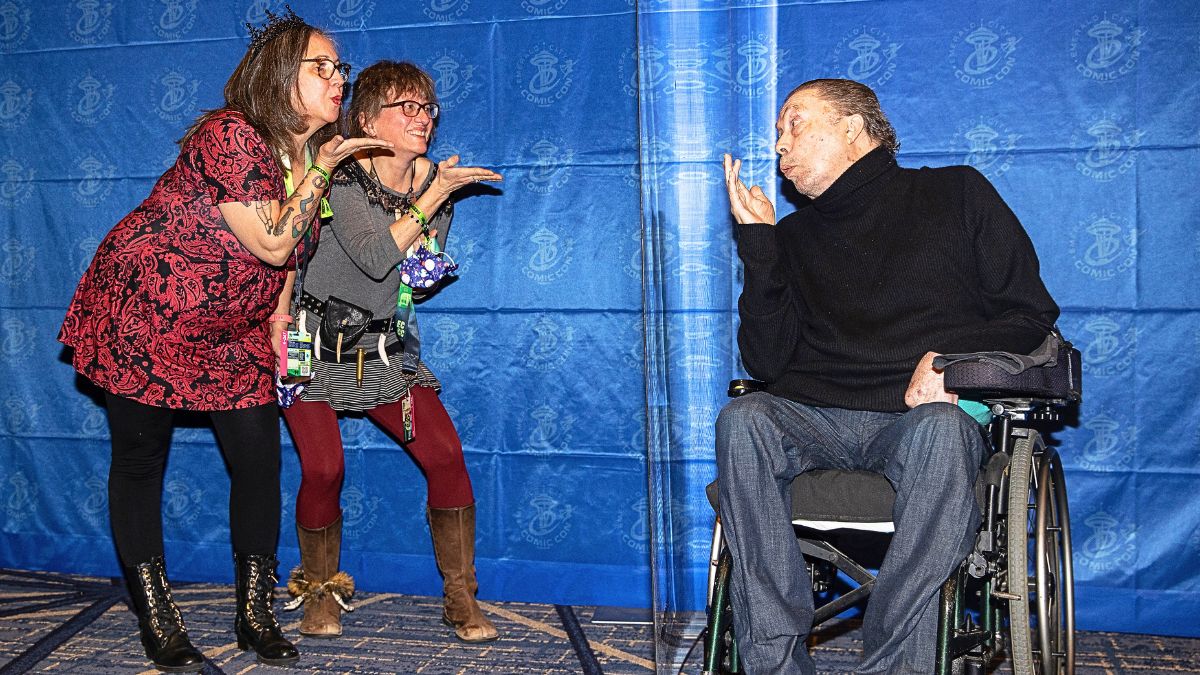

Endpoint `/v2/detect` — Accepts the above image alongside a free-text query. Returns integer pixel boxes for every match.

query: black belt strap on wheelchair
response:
[299,292,398,334]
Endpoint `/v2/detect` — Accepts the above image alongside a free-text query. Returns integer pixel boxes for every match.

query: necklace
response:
[368,155,415,205]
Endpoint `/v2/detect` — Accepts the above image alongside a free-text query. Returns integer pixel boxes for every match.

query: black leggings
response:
[105,392,282,567]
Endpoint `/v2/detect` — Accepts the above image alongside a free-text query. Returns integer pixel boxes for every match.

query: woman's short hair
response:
[181,20,329,161]
[789,78,900,155]
[348,61,438,138]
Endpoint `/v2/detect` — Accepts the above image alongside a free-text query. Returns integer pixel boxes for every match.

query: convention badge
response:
[286,329,313,379]
[401,390,415,443]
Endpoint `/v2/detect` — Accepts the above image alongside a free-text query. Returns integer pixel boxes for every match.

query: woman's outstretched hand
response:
[431,155,503,197]
[315,135,394,171]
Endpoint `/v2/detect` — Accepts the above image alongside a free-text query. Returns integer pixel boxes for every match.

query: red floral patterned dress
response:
[59,110,316,411]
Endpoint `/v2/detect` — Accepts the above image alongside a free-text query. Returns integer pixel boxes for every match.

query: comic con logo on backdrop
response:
[423,0,469,22]
[661,44,721,96]
[949,21,1018,88]
[617,497,651,554]
[77,468,108,528]
[522,224,574,284]
[244,0,286,25]
[619,45,669,99]
[151,68,200,124]
[70,72,115,126]
[341,484,381,538]
[521,135,573,194]
[0,78,32,130]
[3,398,38,436]
[1069,214,1136,282]
[518,43,575,107]
[521,0,567,16]
[1076,412,1136,471]
[67,0,112,45]
[426,316,475,368]
[427,49,476,112]
[2,470,37,527]
[956,118,1019,179]
[0,1,31,52]
[830,26,901,88]
[0,317,37,358]
[1071,14,1143,82]
[1080,314,1137,378]
[515,483,574,550]
[149,0,197,41]
[0,238,37,285]
[522,314,574,372]
[712,35,786,97]
[1073,114,1144,182]
[521,403,577,455]
[79,405,108,438]
[161,479,202,528]
[328,0,375,30]
[1077,510,1136,574]
[0,160,34,207]
[73,153,115,207]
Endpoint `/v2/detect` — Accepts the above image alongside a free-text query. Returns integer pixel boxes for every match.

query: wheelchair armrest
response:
[728,379,767,398]
[943,340,1083,404]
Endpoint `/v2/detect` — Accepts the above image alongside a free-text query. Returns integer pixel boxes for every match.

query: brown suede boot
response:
[285,516,354,637]
[427,504,499,643]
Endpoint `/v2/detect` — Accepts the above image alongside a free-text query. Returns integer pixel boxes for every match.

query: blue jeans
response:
[715,393,984,674]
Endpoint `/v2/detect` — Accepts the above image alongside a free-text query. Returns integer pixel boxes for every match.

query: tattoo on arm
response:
[273,206,293,237]
[254,202,276,235]
[291,193,316,239]
[313,175,329,190]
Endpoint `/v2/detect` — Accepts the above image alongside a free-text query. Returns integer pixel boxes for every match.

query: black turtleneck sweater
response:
[736,146,1059,413]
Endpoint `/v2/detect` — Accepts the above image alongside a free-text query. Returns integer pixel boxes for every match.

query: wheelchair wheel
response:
[1005,431,1075,675]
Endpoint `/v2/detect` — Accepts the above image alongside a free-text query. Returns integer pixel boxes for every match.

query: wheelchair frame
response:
[703,388,1077,675]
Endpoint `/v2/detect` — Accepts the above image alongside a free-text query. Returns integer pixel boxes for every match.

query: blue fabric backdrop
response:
[0,0,1198,654]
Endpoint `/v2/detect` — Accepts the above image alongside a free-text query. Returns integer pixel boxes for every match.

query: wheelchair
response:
[703,335,1082,675]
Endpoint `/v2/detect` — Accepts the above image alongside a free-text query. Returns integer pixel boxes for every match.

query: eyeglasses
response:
[381,100,441,120]
[301,57,351,81]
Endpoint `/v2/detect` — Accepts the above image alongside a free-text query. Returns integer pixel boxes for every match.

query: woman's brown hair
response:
[347,61,437,138]
[180,21,330,167]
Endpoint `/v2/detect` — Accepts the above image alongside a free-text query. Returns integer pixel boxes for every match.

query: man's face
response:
[774,91,853,199]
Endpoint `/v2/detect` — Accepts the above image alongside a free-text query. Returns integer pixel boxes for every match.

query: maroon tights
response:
[281,385,474,529]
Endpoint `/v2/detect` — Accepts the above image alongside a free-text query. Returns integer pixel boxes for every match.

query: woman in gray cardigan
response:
[276,61,501,642]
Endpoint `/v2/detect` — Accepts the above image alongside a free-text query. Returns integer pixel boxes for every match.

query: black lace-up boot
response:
[124,556,205,673]
[233,552,300,666]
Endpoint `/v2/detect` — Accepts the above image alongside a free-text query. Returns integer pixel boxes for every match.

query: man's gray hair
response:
[789,79,900,155]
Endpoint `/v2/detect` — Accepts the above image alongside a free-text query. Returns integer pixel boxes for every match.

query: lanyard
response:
[280,150,329,315]
[393,215,439,373]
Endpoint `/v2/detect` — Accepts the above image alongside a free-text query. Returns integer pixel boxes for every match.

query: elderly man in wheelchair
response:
[716,77,1068,674]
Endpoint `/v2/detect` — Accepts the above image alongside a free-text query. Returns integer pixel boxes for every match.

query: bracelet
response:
[311,164,332,184]
[409,204,428,226]
[269,313,293,324]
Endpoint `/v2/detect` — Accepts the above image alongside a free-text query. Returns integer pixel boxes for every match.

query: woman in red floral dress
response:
[57,10,388,673]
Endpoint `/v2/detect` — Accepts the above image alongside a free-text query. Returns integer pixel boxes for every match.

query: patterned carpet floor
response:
[1,569,1198,673]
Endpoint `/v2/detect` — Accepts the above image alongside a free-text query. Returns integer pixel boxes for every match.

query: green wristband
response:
[311,164,332,184]
[409,204,428,226]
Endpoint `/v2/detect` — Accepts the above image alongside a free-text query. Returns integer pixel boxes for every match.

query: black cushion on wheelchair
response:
[943,343,1083,402]
[706,470,895,524]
